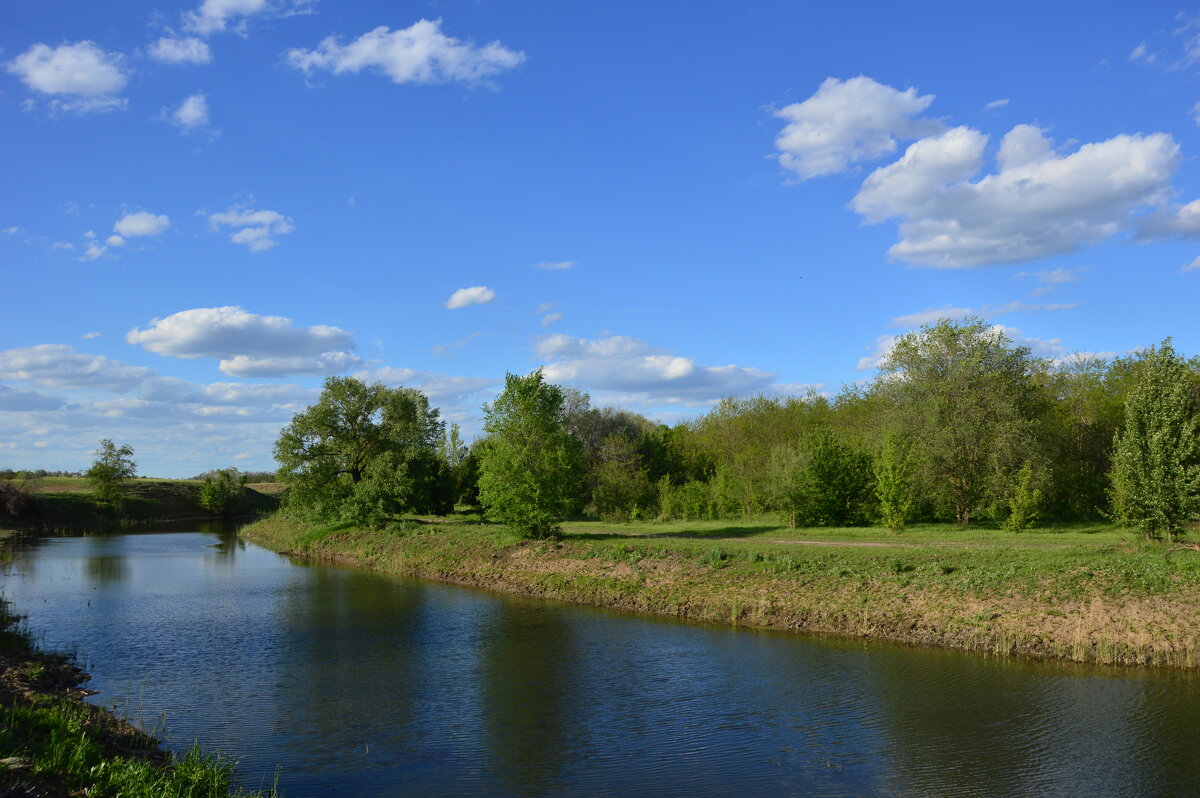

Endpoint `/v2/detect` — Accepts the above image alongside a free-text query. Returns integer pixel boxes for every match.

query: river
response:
[2,521,1198,796]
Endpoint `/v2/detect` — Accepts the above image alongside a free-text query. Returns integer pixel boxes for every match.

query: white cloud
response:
[149,36,212,65]
[541,312,563,327]
[114,211,171,238]
[6,41,128,113]
[534,260,575,270]
[105,235,126,247]
[285,19,526,86]
[1,227,21,235]
[1130,42,1154,63]
[445,286,495,309]
[184,0,314,36]
[535,334,776,407]
[890,300,1080,328]
[0,345,154,392]
[1135,198,1200,240]
[1183,256,1200,273]
[983,98,1009,112]
[126,306,358,377]
[171,93,210,130]
[857,335,899,370]
[218,352,362,377]
[208,207,294,251]
[0,385,66,412]
[82,241,107,261]
[773,76,941,180]
[126,307,356,375]
[852,124,1180,267]
[353,366,496,404]
[82,332,101,340]
[1018,266,1086,295]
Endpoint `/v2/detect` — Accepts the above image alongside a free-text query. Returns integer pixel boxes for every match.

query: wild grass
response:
[243,513,1200,669]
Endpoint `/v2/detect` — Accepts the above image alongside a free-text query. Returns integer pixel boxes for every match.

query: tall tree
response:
[86,439,136,507]
[274,377,450,526]
[1109,338,1200,540]
[875,318,1047,525]
[477,370,583,538]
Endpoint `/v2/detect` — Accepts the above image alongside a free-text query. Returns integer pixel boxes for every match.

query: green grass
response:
[243,512,1200,668]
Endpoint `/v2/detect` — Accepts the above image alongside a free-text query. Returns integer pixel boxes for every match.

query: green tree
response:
[874,434,913,532]
[1001,461,1042,533]
[274,377,451,526]
[1109,339,1200,540]
[198,468,246,516]
[477,370,583,538]
[592,433,651,521]
[85,439,136,507]
[875,318,1047,525]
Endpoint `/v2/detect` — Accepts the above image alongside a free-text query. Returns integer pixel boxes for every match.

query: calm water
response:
[3,522,1199,797]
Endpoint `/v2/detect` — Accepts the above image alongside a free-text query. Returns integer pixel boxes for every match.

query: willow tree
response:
[477,370,583,538]
[875,318,1047,525]
[1109,339,1200,540]
[274,377,451,526]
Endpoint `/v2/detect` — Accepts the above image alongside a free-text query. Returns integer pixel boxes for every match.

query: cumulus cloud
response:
[445,286,495,309]
[184,0,314,36]
[0,345,154,392]
[535,334,776,407]
[1135,198,1200,240]
[353,366,496,404]
[851,124,1180,267]
[207,206,294,251]
[6,41,128,113]
[114,211,170,238]
[533,260,575,270]
[126,307,357,379]
[285,19,526,86]
[219,352,362,378]
[773,76,941,180]
[148,36,212,64]
[170,93,210,130]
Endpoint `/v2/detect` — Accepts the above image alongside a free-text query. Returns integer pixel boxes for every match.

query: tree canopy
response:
[274,377,452,526]
[477,369,583,538]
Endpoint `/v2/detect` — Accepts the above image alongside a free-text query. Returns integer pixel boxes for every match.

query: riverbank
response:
[242,514,1200,669]
[0,596,270,796]
[1,477,281,529]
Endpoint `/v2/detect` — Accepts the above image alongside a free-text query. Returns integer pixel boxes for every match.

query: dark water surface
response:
[3,522,1199,797]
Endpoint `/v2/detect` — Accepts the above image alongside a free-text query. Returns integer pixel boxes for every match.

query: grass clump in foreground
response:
[243,512,1200,669]
[0,600,270,797]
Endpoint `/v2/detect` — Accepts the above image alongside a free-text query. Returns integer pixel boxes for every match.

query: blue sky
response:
[3,0,1200,476]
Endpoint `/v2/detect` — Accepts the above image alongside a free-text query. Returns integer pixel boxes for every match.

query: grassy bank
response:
[0,597,270,796]
[1,477,281,528]
[242,514,1200,669]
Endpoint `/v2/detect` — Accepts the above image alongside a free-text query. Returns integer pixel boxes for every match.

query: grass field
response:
[242,513,1200,669]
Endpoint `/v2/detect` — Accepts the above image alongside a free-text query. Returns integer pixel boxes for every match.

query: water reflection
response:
[3,528,1200,797]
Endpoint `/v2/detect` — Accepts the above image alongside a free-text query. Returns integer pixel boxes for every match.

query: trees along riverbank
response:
[246,318,1200,668]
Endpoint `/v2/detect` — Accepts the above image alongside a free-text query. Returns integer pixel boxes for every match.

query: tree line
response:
[273,319,1200,540]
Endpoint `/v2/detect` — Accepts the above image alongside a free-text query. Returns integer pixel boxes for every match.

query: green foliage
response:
[592,433,652,521]
[874,435,913,532]
[85,439,137,508]
[876,318,1046,525]
[1001,461,1042,533]
[198,468,246,516]
[273,377,451,527]
[763,430,874,528]
[477,369,584,538]
[1109,339,1200,540]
